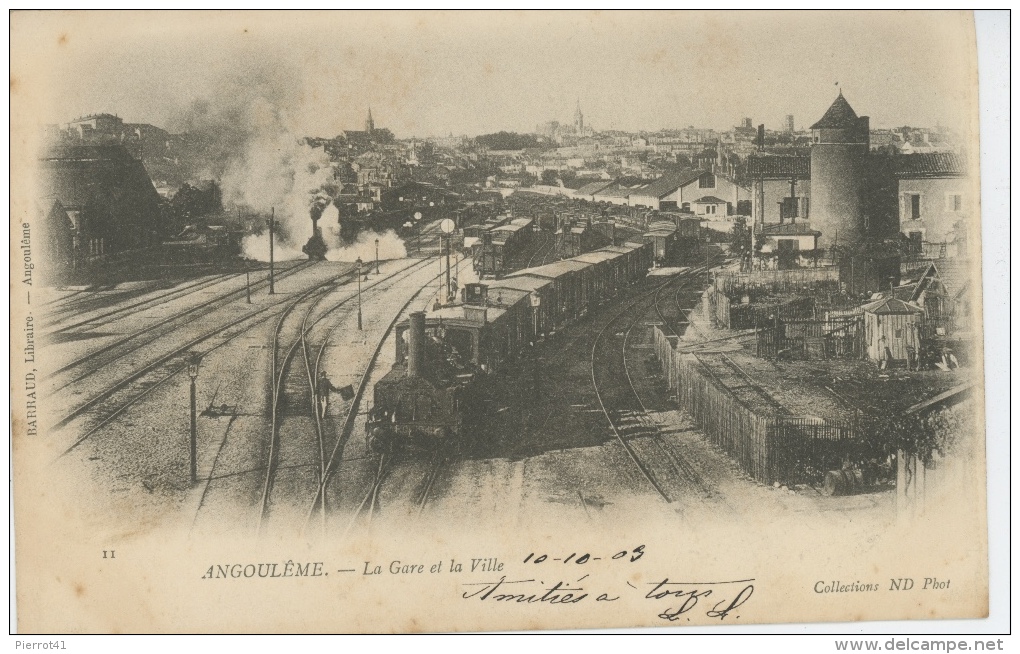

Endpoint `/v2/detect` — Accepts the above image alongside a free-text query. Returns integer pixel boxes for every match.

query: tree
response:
[475,131,541,150]
[540,169,560,186]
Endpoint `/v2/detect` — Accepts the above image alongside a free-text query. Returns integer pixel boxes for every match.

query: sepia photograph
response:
[9,9,1001,637]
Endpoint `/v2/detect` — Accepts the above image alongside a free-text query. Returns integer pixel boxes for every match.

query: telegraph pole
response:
[356,258,363,330]
[268,208,276,294]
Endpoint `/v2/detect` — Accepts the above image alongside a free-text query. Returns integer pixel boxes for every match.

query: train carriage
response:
[643,222,679,264]
[573,248,629,303]
[473,217,534,277]
[508,259,593,326]
[483,275,555,340]
[368,242,655,453]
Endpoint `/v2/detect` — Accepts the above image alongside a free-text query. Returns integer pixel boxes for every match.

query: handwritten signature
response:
[643,578,755,622]
[461,575,754,621]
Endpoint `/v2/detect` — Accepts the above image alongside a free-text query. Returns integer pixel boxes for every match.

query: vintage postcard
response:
[11,10,990,633]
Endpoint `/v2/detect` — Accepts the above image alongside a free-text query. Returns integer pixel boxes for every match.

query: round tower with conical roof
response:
[809,91,870,249]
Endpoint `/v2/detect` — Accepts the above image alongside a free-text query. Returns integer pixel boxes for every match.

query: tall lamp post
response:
[187,353,202,485]
[530,290,542,341]
[355,257,363,330]
[268,208,276,295]
[375,238,380,274]
[530,291,542,401]
[440,218,455,302]
[413,211,423,255]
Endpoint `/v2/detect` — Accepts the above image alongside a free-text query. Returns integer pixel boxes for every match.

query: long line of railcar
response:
[365,240,653,453]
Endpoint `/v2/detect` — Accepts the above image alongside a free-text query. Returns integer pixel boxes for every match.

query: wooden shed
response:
[862,297,924,365]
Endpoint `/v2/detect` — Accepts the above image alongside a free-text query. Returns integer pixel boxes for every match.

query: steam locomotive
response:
[366,240,653,453]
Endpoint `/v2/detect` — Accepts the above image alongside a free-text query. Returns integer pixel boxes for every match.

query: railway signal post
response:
[375,238,380,275]
[187,353,202,485]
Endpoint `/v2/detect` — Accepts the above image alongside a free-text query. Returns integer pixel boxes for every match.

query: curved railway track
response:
[620,294,738,513]
[255,281,336,535]
[524,230,557,268]
[589,258,733,509]
[252,257,443,536]
[294,260,459,536]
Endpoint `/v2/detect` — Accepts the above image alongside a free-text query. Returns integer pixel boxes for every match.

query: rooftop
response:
[893,152,967,178]
[510,259,592,279]
[810,92,861,130]
[746,154,811,179]
[630,170,699,198]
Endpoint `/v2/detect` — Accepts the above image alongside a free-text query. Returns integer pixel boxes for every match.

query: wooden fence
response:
[756,316,864,360]
[714,267,840,296]
[653,326,867,485]
[702,286,816,331]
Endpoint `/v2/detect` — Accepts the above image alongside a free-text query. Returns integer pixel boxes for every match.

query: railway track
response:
[524,230,557,268]
[47,263,334,434]
[692,352,789,416]
[40,288,89,309]
[652,272,691,338]
[296,259,459,536]
[621,294,739,513]
[590,259,731,508]
[41,265,279,336]
[414,453,445,516]
[51,287,312,457]
[44,261,318,396]
[41,284,166,321]
[250,256,443,537]
[255,281,337,535]
[341,453,390,538]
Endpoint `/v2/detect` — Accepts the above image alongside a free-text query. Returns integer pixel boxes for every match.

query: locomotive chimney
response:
[406,311,426,378]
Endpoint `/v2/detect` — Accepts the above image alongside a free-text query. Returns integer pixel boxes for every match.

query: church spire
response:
[366,107,375,133]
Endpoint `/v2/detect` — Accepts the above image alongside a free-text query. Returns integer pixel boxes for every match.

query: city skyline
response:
[15,11,976,140]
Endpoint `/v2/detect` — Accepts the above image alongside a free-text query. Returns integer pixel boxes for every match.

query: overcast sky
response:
[13,10,978,138]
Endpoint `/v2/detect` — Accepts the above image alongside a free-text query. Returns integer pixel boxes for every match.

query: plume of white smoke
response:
[169,65,340,260]
[239,233,304,262]
[324,229,407,263]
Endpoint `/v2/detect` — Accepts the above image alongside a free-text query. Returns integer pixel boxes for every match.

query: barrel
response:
[822,469,865,496]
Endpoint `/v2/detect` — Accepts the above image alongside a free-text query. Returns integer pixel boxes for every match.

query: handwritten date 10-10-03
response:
[522,545,645,565]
